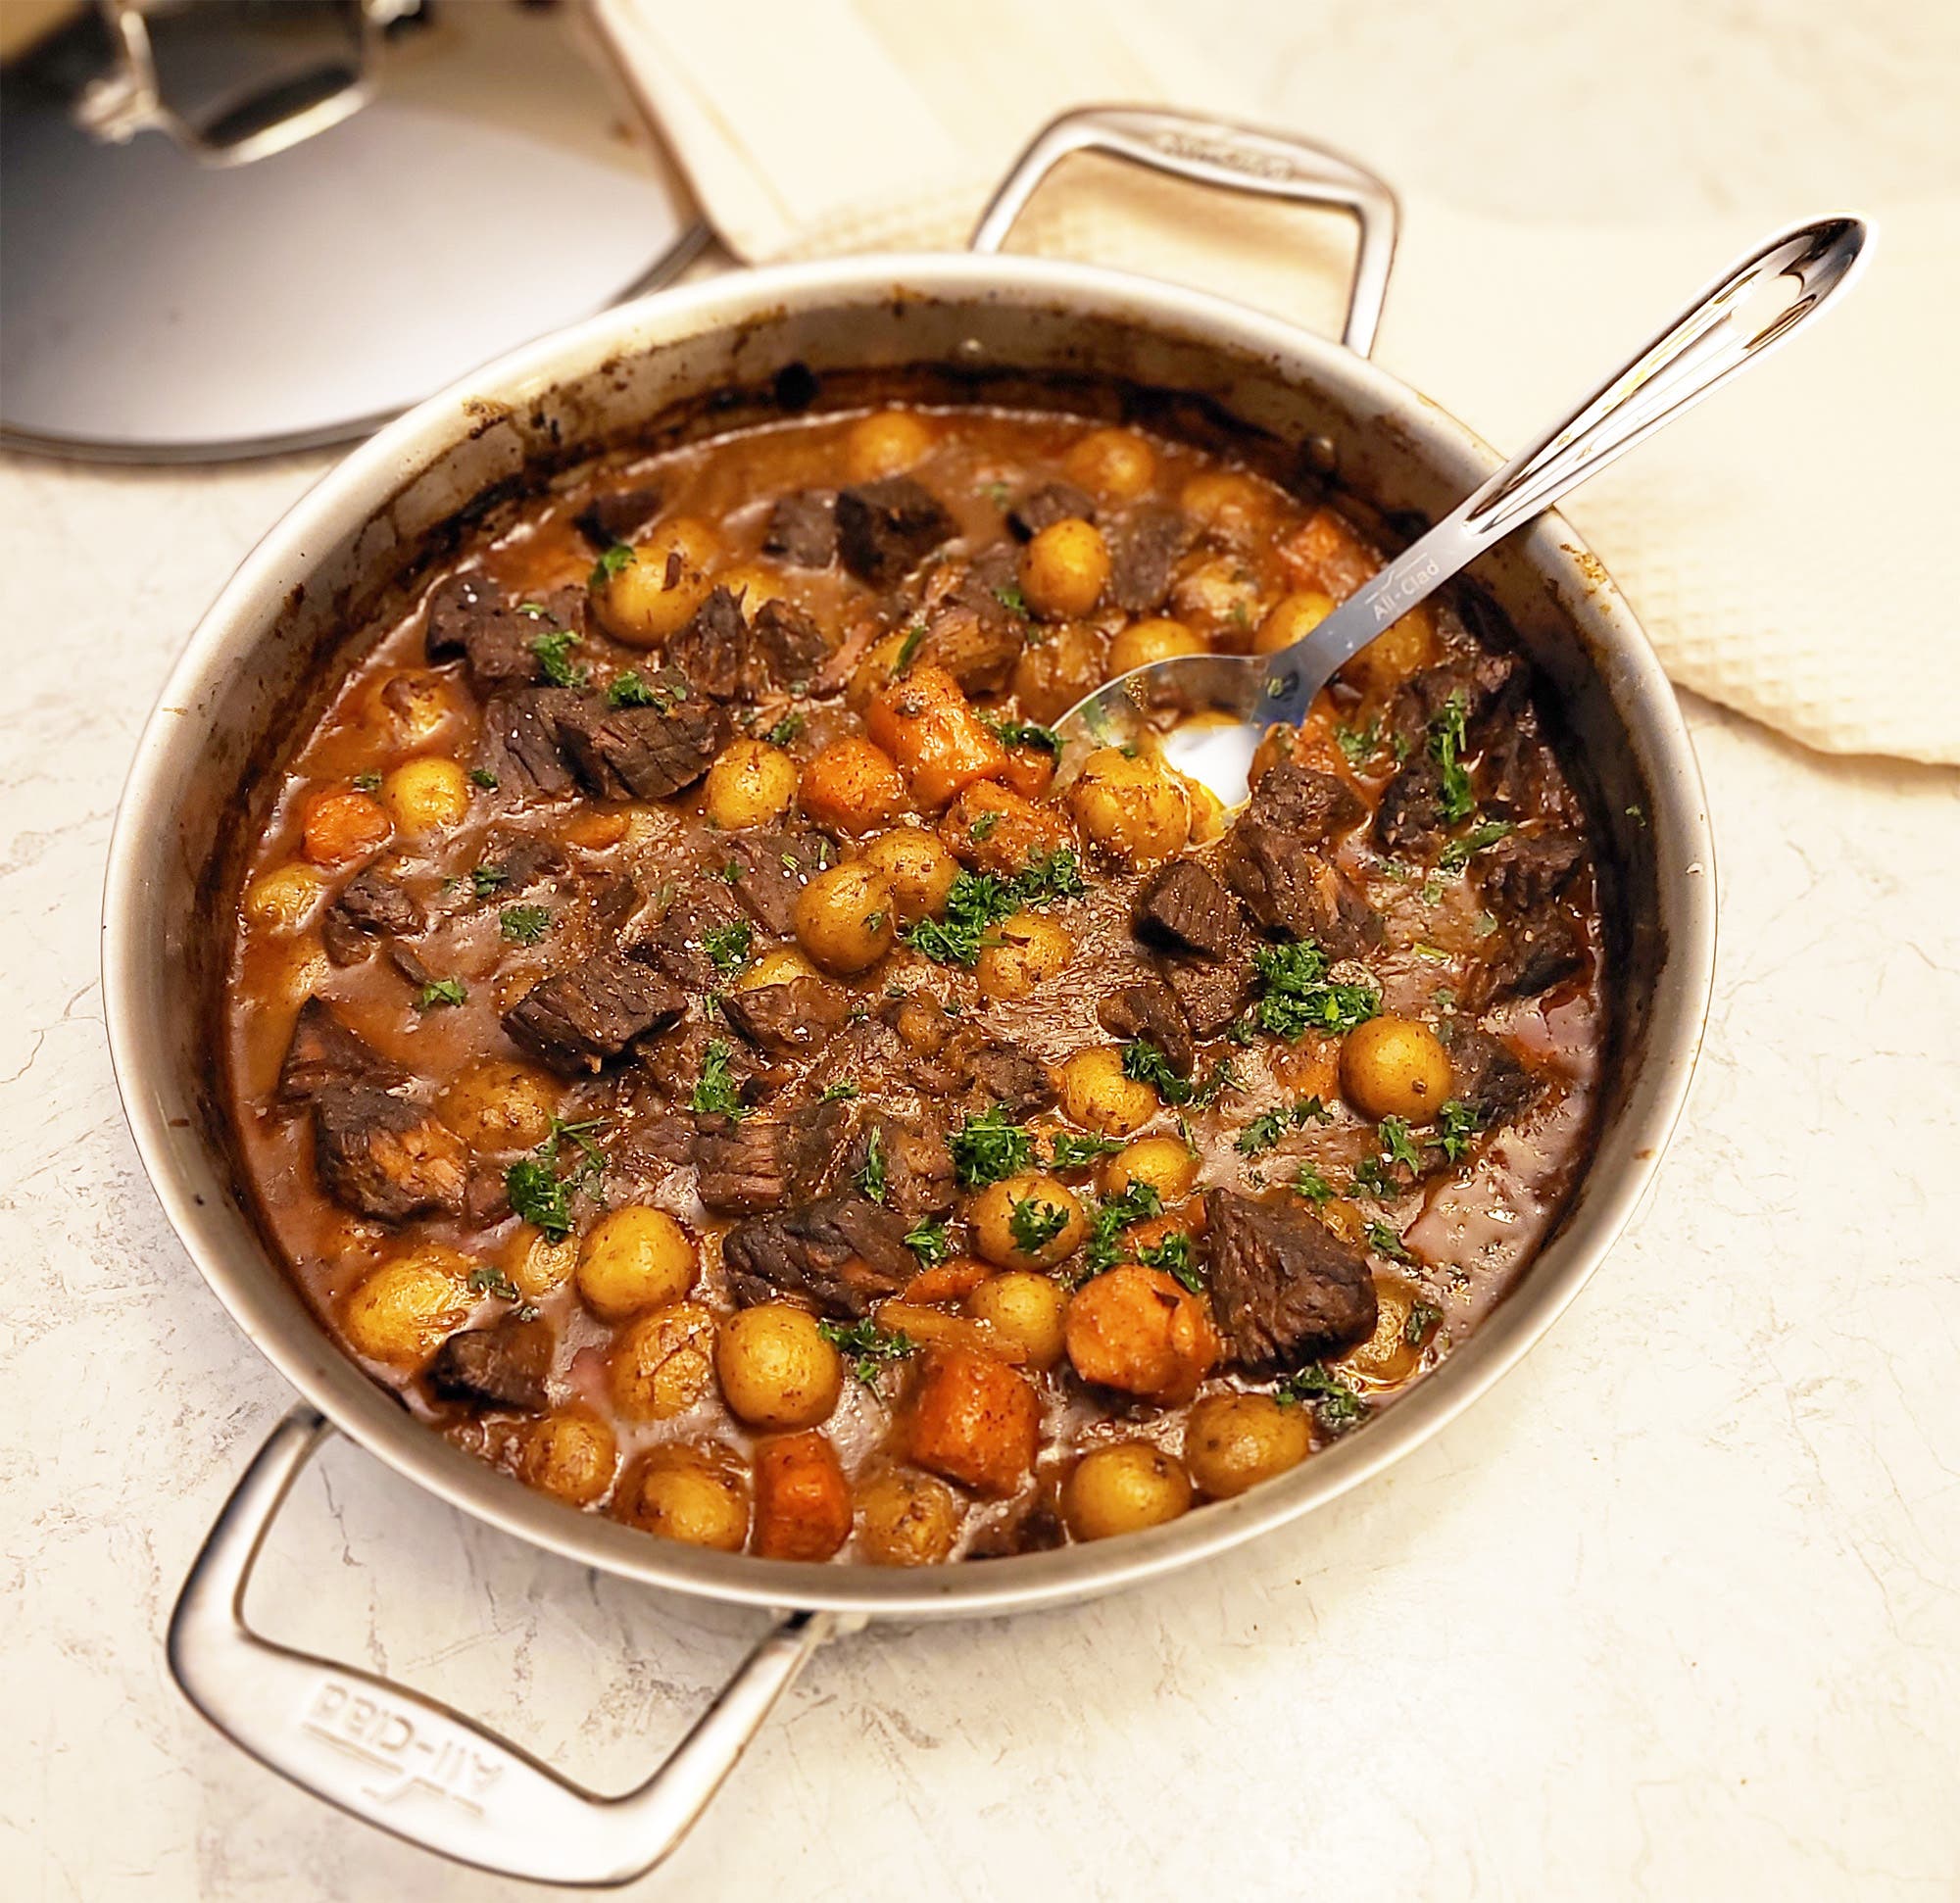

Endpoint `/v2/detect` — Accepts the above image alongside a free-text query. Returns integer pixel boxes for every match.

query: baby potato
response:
[1177,468,1274,544]
[243,862,325,932]
[1062,1443,1194,1541]
[341,1244,472,1368]
[1340,1015,1453,1121]
[372,669,455,746]
[857,1468,963,1566]
[519,1407,617,1506]
[965,1271,1068,1368]
[715,1303,844,1430]
[845,408,934,480]
[1183,1391,1311,1498]
[705,740,799,831]
[301,788,390,867]
[751,1430,854,1561]
[793,859,897,975]
[1185,775,1229,846]
[438,1060,558,1151]
[968,1171,1087,1272]
[1019,518,1111,619]
[1068,747,1190,864]
[1107,616,1204,676]
[798,736,907,836]
[611,1301,717,1421]
[1064,1264,1219,1406]
[849,626,919,709]
[1063,426,1157,502]
[996,740,1057,802]
[1055,1046,1159,1139]
[1100,1135,1199,1204]
[1011,620,1105,724]
[1339,604,1440,699]
[380,756,470,841]
[860,826,960,925]
[563,807,630,851]
[575,1206,698,1321]
[614,1443,749,1550]
[505,1223,577,1300]
[738,944,821,991]
[1170,554,1265,640]
[1252,589,1335,657]
[1339,1273,1425,1386]
[975,911,1074,1000]
[940,780,1074,878]
[590,516,719,647]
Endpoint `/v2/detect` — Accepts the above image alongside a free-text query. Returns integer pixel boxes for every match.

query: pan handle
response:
[969,105,1398,358]
[168,1407,838,1887]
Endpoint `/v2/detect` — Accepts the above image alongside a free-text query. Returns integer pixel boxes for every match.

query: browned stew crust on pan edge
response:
[223,405,1610,1564]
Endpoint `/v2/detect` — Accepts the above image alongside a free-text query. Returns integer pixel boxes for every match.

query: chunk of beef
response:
[1106,504,1196,613]
[914,599,1024,695]
[721,829,832,935]
[425,573,539,690]
[557,691,724,802]
[840,1110,956,1222]
[465,1163,513,1227]
[762,489,837,567]
[1482,711,1578,824]
[313,1085,468,1223]
[1133,858,1243,961]
[426,1318,552,1413]
[479,687,582,802]
[638,1019,767,1108]
[1480,829,1585,914]
[1373,755,1451,857]
[835,477,956,585]
[1203,1190,1378,1375]
[750,599,826,688]
[694,1101,849,1216]
[276,998,406,1107]
[721,1195,916,1317]
[1442,1022,1539,1126]
[1157,950,1254,1038]
[951,1031,1054,1118]
[472,834,566,900]
[1221,792,1379,955]
[1097,978,1195,1078]
[321,868,423,965]
[663,587,749,699]
[571,486,663,552]
[1474,909,1587,1007]
[616,1110,698,1171]
[1386,652,1527,754]
[1007,480,1096,541]
[629,881,750,992]
[502,952,687,1075]
[718,976,852,1058]
[1245,762,1365,846]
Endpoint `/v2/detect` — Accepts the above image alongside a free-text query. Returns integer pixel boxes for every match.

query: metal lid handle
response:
[969,105,1398,357]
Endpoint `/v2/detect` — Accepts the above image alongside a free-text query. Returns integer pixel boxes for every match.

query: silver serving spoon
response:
[1054,216,1868,804]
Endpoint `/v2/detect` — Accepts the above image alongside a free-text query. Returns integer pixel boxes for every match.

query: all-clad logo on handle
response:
[1367,554,1443,622]
[1147,129,1301,184]
[302,1679,503,1814]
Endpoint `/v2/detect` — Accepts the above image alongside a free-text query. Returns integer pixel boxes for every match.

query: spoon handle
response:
[1265,215,1869,717]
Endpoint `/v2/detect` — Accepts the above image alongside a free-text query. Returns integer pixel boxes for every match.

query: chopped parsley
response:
[1135,1230,1202,1293]
[1439,817,1515,872]
[902,852,1086,966]
[469,767,500,790]
[1364,1219,1414,1264]
[1049,1131,1123,1171]
[895,621,929,670]
[968,810,1001,843]
[1378,1116,1424,1172]
[1333,720,1380,766]
[1234,1095,1331,1155]
[504,1116,609,1243]
[606,670,661,708]
[1292,1162,1336,1205]
[351,771,382,793]
[1433,1098,1483,1162]
[470,863,509,898]
[1120,1038,1193,1105]
[986,716,1060,754]
[993,583,1030,618]
[1274,1363,1369,1434]
[1008,1194,1069,1254]
[499,904,552,946]
[589,542,635,586]
[818,1317,916,1386]
[1404,1299,1444,1344]
[416,976,466,1010]
[466,1266,523,1303]
[701,919,754,975]
[1429,691,1477,825]
[689,1040,746,1116]
[531,626,586,689]
[858,1125,888,1204]
[819,1078,860,1102]
[980,478,1012,509]
[1250,938,1380,1041]
[903,1218,953,1266]
[950,1105,1033,1189]
[764,712,805,747]
[1081,1181,1164,1276]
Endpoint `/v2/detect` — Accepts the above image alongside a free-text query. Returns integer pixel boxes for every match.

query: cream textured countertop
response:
[5,4,1956,1897]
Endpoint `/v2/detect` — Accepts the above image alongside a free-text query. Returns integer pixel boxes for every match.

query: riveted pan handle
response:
[969,105,1399,357]
[169,1408,837,1887]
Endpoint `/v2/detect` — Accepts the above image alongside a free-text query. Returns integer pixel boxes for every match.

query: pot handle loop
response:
[969,105,1398,357]
[168,1407,838,1887]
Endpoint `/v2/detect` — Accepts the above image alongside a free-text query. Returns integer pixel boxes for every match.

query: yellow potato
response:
[380,757,471,841]
[519,1408,617,1506]
[1068,747,1190,864]
[1019,518,1111,619]
[243,863,325,933]
[611,1302,717,1421]
[965,1272,1068,1368]
[715,1304,844,1430]
[1063,427,1157,502]
[1055,1046,1159,1138]
[705,741,799,830]
[967,1172,1087,1271]
[591,517,719,646]
[614,1444,750,1549]
[341,1245,472,1368]
[845,409,934,480]
[505,1224,577,1300]
[1183,1392,1311,1498]
[1107,616,1203,676]
[1252,589,1335,657]
[793,859,897,975]
[857,1469,962,1566]
[1100,1135,1199,1204]
[1340,1016,1453,1121]
[860,826,960,925]
[975,910,1074,1000]
[1062,1442,1194,1540]
[575,1206,698,1321]
[437,1060,558,1151]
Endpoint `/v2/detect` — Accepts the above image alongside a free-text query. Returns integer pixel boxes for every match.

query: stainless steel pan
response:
[102,108,1716,1885]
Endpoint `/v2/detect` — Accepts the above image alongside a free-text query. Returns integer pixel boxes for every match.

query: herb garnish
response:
[858,1125,888,1204]
[819,1078,860,1102]
[993,583,1030,618]
[902,851,1086,965]
[1378,1116,1424,1172]
[689,1040,746,1116]
[1429,691,1477,825]
[1438,817,1515,872]
[1433,1098,1483,1161]
[1120,1038,1194,1105]
[819,1317,916,1386]
[504,1116,609,1243]
[903,1217,952,1265]
[894,622,929,670]
[1333,720,1380,766]
[470,863,509,898]
[1292,1162,1336,1205]
[1234,1095,1331,1155]
[589,542,635,587]
[1081,1182,1164,1276]
[1135,1230,1202,1293]
[531,626,586,689]
[1250,938,1380,1041]
[950,1105,1032,1189]
[986,716,1061,754]
[1049,1130,1124,1171]
[764,712,805,747]
[467,1266,523,1303]
[1404,1300,1444,1345]
[1274,1363,1369,1434]
[1008,1195,1069,1254]
[1363,1219,1414,1264]
[352,771,382,793]
[499,904,552,946]
[701,919,753,975]
[607,670,663,708]
[416,977,466,1010]
[469,767,500,790]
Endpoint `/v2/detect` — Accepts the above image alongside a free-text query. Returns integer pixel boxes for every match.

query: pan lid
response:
[0,0,708,463]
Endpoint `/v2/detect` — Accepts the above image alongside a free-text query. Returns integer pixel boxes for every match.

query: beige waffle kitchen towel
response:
[592,0,1960,767]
